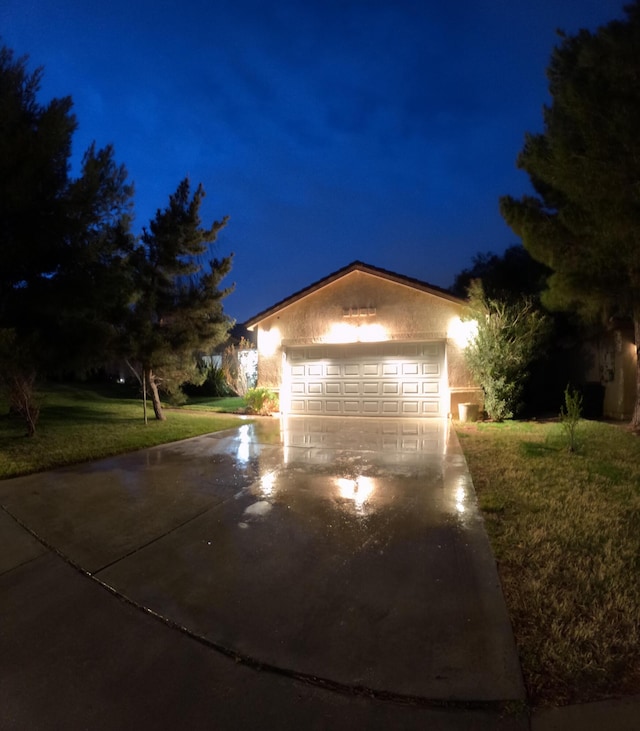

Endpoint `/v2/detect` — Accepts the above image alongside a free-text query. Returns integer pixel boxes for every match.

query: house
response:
[573,320,637,420]
[244,261,480,418]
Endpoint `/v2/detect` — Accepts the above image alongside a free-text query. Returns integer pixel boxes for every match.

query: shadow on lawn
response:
[40,404,139,423]
[519,440,560,458]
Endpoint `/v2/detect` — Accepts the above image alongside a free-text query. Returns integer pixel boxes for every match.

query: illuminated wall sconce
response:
[449,316,478,348]
[259,326,281,356]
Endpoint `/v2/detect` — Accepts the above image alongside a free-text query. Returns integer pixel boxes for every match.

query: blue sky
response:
[2,0,627,323]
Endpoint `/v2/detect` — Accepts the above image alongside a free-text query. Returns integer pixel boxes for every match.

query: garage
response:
[245,261,479,417]
[285,341,445,417]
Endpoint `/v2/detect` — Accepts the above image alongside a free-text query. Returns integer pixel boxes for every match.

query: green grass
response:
[457,419,640,707]
[183,395,246,412]
[0,383,249,479]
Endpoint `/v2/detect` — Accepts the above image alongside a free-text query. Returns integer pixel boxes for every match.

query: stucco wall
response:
[253,270,477,407]
[603,329,637,420]
[574,329,637,420]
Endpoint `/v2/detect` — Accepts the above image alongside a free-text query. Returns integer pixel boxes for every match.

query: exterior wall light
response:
[258,326,281,356]
[449,316,478,348]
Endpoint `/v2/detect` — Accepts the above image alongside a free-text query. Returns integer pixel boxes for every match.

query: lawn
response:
[457,418,640,707]
[182,395,246,412]
[0,383,249,479]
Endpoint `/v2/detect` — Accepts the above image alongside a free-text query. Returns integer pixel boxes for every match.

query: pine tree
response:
[124,179,233,421]
[500,2,640,427]
[0,45,135,434]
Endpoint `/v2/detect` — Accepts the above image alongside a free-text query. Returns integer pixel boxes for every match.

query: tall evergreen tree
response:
[124,179,233,421]
[450,245,551,303]
[50,143,136,372]
[0,46,75,327]
[500,2,640,427]
[0,45,135,433]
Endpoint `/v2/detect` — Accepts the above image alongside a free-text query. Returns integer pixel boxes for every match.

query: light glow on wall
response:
[259,326,281,356]
[359,323,388,341]
[323,322,388,343]
[449,316,478,348]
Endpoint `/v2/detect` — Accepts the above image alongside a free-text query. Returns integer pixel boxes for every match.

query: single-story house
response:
[244,261,480,418]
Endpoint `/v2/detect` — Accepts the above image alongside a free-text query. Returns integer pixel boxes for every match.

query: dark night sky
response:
[2,0,627,323]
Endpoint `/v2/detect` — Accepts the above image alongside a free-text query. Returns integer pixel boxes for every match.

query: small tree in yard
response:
[124,179,234,421]
[0,331,39,436]
[560,385,583,452]
[463,280,549,421]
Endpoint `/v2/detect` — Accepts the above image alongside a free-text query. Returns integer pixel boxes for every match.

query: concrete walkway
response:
[0,417,636,728]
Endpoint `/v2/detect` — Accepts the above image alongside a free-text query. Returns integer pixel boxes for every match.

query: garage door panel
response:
[344,400,362,413]
[286,342,445,417]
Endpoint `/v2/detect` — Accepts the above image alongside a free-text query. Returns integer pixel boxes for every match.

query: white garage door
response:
[285,342,445,417]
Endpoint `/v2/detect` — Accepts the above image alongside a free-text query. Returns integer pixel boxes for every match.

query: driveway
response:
[0,416,526,728]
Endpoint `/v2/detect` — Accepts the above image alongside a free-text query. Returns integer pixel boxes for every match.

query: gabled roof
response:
[244,260,465,328]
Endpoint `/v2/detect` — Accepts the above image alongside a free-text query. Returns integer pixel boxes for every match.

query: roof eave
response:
[243,260,465,328]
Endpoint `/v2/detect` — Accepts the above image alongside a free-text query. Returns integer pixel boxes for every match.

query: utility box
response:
[458,402,480,422]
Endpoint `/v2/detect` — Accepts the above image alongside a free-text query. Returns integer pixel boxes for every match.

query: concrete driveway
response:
[0,416,527,729]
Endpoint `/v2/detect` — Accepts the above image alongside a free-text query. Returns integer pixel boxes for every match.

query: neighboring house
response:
[244,261,480,418]
[200,323,258,393]
[573,320,637,420]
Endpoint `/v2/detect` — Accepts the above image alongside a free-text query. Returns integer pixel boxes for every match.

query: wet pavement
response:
[1,416,529,729]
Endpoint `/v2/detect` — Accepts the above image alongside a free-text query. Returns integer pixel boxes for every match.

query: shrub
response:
[483,376,518,423]
[245,387,279,415]
[463,280,549,421]
[183,363,232,397]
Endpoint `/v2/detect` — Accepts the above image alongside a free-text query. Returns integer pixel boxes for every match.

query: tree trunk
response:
[632,313,640,431]
[142,368,148,425]
[145,367,166,421]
